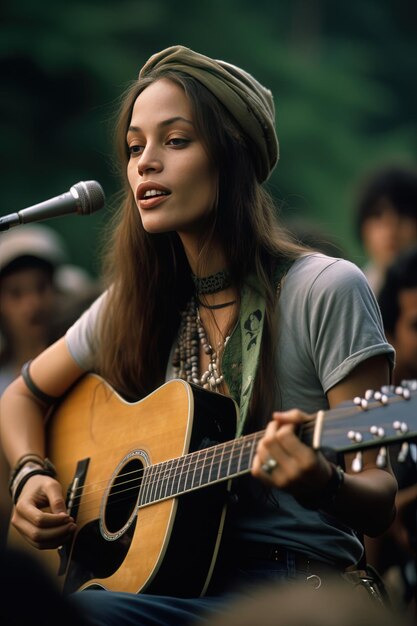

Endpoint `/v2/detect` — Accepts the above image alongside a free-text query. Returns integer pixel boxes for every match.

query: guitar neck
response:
[138,381,417,508]
[139,429,269,506]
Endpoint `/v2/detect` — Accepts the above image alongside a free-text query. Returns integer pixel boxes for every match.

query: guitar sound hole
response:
[104,457,143,534]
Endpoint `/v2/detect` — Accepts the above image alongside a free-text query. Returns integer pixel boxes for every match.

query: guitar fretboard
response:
[139,430,267,506]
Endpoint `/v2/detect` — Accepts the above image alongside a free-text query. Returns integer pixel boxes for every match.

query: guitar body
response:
[36,375,238,596]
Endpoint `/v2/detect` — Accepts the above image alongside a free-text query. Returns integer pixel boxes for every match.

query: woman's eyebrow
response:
[127,116,194,134]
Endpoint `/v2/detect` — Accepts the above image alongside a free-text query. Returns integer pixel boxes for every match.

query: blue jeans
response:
[70,551,307,626]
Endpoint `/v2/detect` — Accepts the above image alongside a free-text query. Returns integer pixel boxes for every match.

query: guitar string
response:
[62,429,266,507]
[60,405,394,516]
[62,444,263,521]
[61,431,399,524]
[61,402,392,506]
[61,425,397,524]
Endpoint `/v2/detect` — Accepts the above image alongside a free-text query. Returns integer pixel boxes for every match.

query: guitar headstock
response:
[313,381,417,472]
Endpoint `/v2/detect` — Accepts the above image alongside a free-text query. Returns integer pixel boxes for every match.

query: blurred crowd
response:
[354,162,417,617]
[289,161,417,618]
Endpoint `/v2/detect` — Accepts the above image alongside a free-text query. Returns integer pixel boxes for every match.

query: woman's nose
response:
[137,145,163,176]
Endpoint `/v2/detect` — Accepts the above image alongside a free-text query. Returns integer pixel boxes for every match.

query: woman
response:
[0,46,397,625]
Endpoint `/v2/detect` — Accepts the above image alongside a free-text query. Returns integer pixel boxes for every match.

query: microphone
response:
[0,180,105,231]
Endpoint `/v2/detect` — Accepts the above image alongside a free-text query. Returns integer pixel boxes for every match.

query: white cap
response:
[0,224,67,275]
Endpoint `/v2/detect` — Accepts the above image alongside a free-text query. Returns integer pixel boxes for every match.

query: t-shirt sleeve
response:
[65,290,109,371]
[305,258,395,392]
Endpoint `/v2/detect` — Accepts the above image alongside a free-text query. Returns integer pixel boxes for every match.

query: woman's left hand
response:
[251,409,333,507]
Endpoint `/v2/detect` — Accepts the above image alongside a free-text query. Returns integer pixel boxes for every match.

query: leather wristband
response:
[316,463,345,509]
[301,463,345,511]
[21,360,61,405]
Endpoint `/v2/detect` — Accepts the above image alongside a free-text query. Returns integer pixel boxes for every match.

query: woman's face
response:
[126,78,217,239]
[361,199,417,269]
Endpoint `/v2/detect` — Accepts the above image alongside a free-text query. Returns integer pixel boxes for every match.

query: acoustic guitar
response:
[9,375,417,597]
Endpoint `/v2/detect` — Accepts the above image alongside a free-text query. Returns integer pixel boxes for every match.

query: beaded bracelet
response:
[8,453,45,490]
[9,458,57,503]
[12,467,57,505]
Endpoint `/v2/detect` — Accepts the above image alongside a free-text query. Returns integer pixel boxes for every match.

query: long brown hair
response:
[98,69,309,424]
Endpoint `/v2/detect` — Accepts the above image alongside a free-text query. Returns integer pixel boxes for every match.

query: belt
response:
[234,541,344,577]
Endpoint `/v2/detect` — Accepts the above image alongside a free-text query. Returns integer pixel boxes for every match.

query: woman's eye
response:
[167,138,190,147]
[128,144,143,156]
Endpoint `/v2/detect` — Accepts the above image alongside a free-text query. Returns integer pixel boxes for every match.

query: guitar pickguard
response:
[64,518,137,593]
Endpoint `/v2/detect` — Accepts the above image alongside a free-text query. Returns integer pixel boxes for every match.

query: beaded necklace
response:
[172,296,231,391]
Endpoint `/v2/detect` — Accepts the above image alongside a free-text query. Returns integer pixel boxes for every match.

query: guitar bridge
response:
[57,458,89,576]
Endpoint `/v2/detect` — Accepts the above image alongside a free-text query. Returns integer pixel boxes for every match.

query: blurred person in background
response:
[0,223,100,393]
[354,163,417,296]
[365,244,417,617]
[0,224,66,392]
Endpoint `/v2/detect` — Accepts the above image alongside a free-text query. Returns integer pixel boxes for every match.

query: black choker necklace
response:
[197,298,237,310]
[192,270,231,295]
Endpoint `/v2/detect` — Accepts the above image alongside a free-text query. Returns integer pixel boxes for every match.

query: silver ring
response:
[261,457,278,475]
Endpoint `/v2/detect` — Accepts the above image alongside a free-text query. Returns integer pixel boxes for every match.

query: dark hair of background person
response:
[355,163,417,242]
[0,256,56,364]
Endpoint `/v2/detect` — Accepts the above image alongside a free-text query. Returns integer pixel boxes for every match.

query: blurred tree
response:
[1,0,416,273]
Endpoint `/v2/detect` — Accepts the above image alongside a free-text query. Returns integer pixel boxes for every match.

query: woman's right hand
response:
[11,474,76,550]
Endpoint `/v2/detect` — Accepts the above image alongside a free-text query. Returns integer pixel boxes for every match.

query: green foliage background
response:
[1,0,416,275]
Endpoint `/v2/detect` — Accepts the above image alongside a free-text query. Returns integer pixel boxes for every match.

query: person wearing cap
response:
[0,224,66,394]
[0,46,397,624]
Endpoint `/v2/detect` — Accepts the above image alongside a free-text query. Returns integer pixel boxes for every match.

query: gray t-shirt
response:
[65,253,395,566]
[230,254,395,566]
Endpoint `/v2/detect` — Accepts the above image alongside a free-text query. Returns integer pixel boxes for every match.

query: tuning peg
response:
[370,425,385,438]
[347,430,363,472]
[393,420,409,434]
[393,420,410,463]
[376,447,388,468]
[372,391,388,404]
[369,426,387,468]
[394,386,411,399]
[353,397,369,410]
[348,430,363,443]
[351,452,363,473]
[398,442,409,463]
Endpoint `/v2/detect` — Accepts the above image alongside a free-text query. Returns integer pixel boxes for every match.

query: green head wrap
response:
[139,45,279,182]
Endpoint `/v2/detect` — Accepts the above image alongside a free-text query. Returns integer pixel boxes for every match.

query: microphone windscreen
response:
[72,181,105,215]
